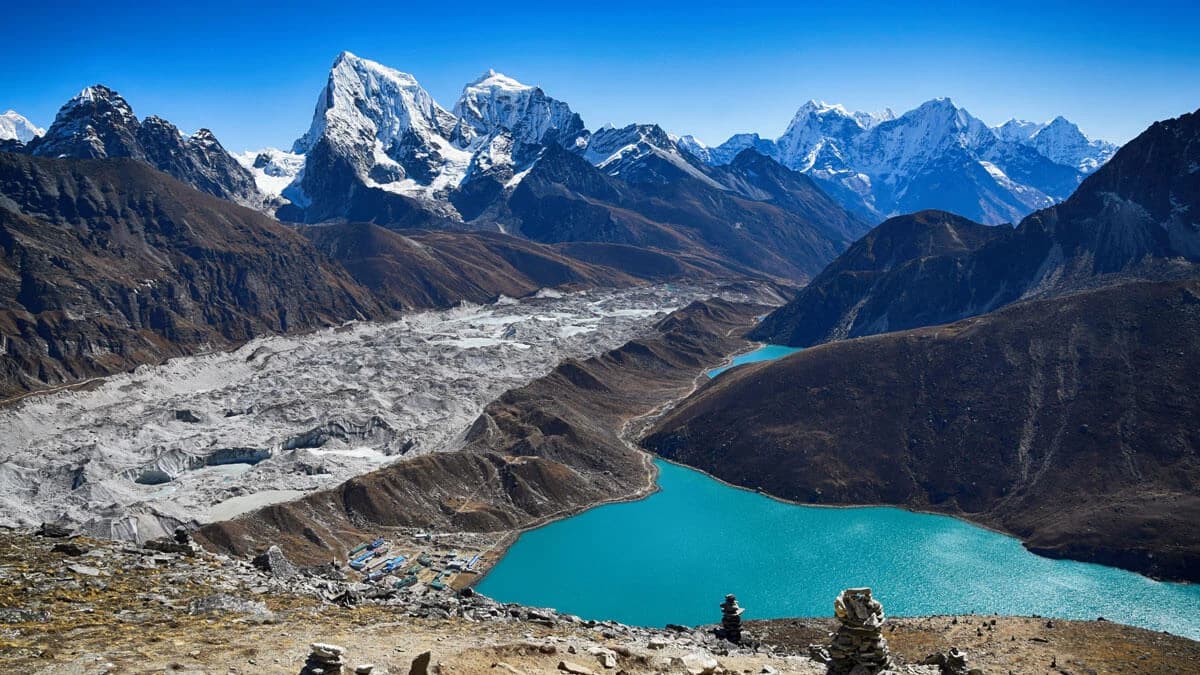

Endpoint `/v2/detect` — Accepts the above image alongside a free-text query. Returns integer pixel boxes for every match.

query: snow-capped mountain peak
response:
[1028,115,1117,172]
[61,85,137,122]
[451,68,585,156]
[776,99,873,172]
[583,123,723,188]
[467,69,532,92]
[0,110,44,143]
[22,84,264,207]
[995,118,1046,143]
[29,84,143,159]
[293,51,456,156]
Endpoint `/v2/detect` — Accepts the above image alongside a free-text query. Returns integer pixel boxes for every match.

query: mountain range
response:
[682,99,1117,224]
[752,107,1200,346]
[3,52,1125,280]
[252,52,871,279]
[19,86,265,209]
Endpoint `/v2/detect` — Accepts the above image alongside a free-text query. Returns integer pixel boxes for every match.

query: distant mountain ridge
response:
[752,106,1200,347]
[684,98,1118,224]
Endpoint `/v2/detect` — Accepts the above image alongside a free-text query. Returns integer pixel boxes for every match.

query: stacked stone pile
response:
[302,642,347,674]
[720,594,744,643]
[922,646,978,675]
[827,587,893,674]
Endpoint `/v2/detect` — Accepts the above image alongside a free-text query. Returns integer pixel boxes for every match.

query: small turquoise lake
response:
[706,344,803,377]
[477,460,1200,639]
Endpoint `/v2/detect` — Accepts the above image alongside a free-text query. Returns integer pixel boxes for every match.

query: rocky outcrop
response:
[646,278,1200,581]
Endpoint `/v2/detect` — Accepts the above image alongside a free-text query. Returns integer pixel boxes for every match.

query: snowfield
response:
[0,284,732,543]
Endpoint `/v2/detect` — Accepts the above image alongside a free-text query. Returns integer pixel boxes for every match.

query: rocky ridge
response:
[24,85,265,208]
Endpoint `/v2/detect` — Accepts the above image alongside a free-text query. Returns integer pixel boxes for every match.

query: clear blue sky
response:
[5,1,1198,152]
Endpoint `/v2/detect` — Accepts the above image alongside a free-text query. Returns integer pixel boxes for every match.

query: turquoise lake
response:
[477,460,1200,639]
[706,344,804,377]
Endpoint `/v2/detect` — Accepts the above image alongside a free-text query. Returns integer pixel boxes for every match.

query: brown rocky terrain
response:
[502,143,866,281]
[302,223,640,310]
[3,529,1197,674]
[644,278,1200,582]
[197,296,767,563]
[0,153,384,399]
[301,223,758,312]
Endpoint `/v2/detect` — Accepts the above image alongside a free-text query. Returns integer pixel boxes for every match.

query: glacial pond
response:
[706,344,803,377]
[477,460,1200,639]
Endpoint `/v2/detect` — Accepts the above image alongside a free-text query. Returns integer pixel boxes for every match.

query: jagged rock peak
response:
[25,83,264,207]
[30,84,141,159]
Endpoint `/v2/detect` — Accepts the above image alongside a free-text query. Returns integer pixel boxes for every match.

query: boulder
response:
[52,542,89,556]
[39,522,72,538]
[557,661,595,675]
[253,544,299,579]
[681,652,719,675]
[408,651,432,675]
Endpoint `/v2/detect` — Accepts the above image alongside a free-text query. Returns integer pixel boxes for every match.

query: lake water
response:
[477,460,1200,639]
[706,344,803,377]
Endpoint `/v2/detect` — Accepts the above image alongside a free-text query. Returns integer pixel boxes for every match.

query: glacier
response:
[0,283,744,543]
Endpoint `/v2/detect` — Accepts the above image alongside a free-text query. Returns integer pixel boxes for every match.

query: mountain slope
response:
[504,144,868,279]
[753,107,1200,346]
[302,223,641,309]
[645,278,1200,582]
[24,86,264,208]
[0,153,382,398]
[750,210,1009,345]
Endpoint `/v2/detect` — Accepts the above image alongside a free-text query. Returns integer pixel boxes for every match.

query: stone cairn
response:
[301,642,346,675]
[719,593,744,643]
[827,587,893,674]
